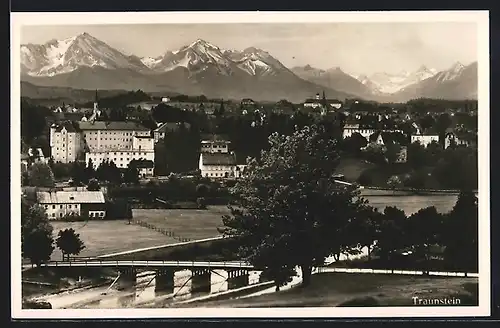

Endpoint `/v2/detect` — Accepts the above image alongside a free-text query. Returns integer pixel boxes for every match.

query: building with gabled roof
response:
[50,121,83,163]
[153,122,191,143]
[199,152,242,179]
[36,190,106,220]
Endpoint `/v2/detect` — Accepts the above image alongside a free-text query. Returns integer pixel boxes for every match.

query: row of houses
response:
[342,122,474,149]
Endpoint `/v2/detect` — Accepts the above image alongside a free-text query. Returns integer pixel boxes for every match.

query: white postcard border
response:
[10,10,490,319]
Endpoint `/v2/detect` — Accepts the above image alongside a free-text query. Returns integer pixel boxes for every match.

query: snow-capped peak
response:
[434,61,467,83]
[21,32,149,76]
[450,61,465,73]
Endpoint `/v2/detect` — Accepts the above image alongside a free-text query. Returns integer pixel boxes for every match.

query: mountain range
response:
[20,32,478,103]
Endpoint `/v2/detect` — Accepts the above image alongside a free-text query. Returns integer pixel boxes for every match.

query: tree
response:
[374,206,408,262]
[87,178,100,191]
[123,162,139,184]
[385,143,402,164]
[220,125,366,288]
[436,113,452,134]
[352,205,382,261]
[55,228,86,261]
[442,190,478,274]
[407,206,444,273]
[84,159,96,181]
[21,200,54,266]
[28,163,55,188]
[70,161,87,186]
[343,133,368,153]
[387,175,402,191]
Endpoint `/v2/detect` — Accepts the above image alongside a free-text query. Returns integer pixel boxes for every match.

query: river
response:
[27,192,470,309]
[360,189,463,215]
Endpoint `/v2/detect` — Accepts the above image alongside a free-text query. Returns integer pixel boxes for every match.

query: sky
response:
[21,23,478,76]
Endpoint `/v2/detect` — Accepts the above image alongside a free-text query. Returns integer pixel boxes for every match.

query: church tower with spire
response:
[93,89,99,112]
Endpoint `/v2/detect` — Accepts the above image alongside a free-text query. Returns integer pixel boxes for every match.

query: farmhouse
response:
[199,152,240,179]
[36,190,106,220]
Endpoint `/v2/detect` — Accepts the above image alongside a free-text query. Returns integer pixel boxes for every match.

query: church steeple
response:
[93,89,99,111]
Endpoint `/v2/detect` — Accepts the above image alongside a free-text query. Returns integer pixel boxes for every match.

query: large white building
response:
[49,122,83,163]
[342,123,377,140]
[78,121,152,152]
[198,135,241,179]
[78,121,155,170]
[86,149,155,170]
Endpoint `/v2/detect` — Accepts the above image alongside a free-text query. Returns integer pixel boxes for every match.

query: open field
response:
[181,272,478,308]
[49,220,178,261]
[131,206,229,241]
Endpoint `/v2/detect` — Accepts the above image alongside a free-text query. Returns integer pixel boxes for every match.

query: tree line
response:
[219,125,478,291]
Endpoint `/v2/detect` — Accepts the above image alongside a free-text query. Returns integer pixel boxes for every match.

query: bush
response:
[196,197,207,209]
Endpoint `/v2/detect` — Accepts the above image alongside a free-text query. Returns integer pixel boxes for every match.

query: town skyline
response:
[21,22,478,77]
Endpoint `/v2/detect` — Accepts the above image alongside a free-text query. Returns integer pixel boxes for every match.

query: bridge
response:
[40,260,255,270]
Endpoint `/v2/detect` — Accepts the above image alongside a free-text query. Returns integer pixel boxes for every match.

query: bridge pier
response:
[191,269,211,294]
[116,268,137,290]
[227,269,249,290]
[155,269,175,294]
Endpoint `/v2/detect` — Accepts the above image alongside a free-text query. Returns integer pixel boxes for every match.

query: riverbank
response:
[360,187,477,196]
[180,272,478,308]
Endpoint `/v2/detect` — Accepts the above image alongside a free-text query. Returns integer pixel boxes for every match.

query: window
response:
[52,213,55,217]
[68,205,72,209]
[60,213,63,217]
[99,212,104,217]
[60,205,63,209]
[52,205,55,209]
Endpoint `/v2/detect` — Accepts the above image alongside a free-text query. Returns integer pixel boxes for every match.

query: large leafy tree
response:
[374,206,409,262]
[407,206,444,271]
[21,200,54,266]
[28,163,55,188]
[442,190,478,274]
[55,228,86,261]
[351,205,383,261]
[220,125,365,288]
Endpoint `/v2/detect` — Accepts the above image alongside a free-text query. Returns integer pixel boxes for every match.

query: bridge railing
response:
[43,259,254,269]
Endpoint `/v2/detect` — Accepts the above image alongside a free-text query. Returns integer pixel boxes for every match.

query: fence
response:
[315,266,479,278]
[132,219,192,243]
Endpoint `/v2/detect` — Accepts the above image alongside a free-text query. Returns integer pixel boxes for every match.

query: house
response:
[200,134,231,154]
[36,190,106,220]
[342,123,376,140]
[21,153,29,173]
[130,159,155,178]
[199,152,240,179]
[28,148,47,164]
[369,131,409,147]
[241,98,256,106]
[50,122,83,163]
[153,122,191,143]
[303,93,343,111]
[444,129,475,149]
[411,127,440,147]
[369,131,408,163]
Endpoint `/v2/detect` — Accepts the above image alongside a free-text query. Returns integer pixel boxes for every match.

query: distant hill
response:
[21,81,129,105]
